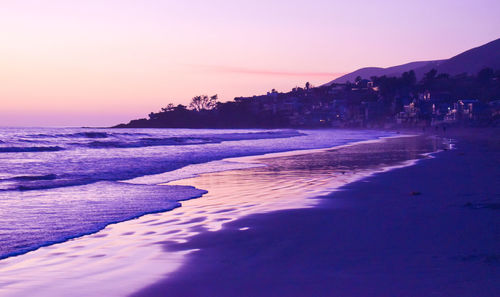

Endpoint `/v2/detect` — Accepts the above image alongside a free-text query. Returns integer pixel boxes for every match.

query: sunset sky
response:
[1,0,500,126]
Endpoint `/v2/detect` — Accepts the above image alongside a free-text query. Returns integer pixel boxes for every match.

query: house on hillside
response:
[396,102,419,125]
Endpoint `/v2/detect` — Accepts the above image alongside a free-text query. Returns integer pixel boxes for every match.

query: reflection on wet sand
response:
[0,135,447,297]
[178,135,443,227]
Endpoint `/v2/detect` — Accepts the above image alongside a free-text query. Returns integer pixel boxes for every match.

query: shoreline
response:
[131,129,499,297]
[0,131,389,260]
[0,133,456,296]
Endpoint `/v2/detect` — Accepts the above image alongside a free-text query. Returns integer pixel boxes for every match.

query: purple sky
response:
[1,0,499,126]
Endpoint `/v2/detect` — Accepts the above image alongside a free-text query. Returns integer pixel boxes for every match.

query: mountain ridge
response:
[327,37,500,84]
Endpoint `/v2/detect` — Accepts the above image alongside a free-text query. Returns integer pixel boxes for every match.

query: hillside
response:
[428,37,500,76]
[326,61,440,85]
[327,37,500,84]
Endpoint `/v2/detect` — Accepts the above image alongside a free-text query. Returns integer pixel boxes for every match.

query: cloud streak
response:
[198,65,345,78]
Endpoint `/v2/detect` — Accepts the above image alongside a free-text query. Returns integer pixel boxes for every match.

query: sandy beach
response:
[0,131,498,297]
[131,129,499,297]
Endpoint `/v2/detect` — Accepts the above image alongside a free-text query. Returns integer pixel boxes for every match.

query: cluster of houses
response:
[396,93,499,127]
[233,80,499,128]
[233,81,382,128]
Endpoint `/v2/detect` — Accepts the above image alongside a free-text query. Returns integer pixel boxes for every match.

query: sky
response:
[1,0,500,127]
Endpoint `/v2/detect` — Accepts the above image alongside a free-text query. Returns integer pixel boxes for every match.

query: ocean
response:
[0,127,394,259]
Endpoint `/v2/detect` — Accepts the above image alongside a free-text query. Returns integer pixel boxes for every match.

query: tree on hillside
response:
[189,95,218,111]
[477,67,494,85]
[421,69,437,87]
[161,103,175,112]
[402,70,416,86]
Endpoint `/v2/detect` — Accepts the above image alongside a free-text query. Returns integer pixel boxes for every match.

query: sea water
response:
[0,127,393,259]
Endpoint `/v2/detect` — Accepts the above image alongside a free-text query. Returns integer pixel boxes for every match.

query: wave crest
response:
[0,146,64,153]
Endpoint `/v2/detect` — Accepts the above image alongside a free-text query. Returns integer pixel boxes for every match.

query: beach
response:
[132,129,500,297]
[0,130,498,296]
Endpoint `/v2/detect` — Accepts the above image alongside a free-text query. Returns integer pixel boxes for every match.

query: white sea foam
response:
[123,160,264,185]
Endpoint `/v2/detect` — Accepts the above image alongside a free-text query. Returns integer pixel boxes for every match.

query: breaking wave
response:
[0,146,65,153]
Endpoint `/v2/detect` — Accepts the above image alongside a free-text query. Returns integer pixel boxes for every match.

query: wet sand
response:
[131,130,499,297]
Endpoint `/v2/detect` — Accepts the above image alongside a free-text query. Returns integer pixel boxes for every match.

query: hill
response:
[327,37,500,84]
[326,61,441,85]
